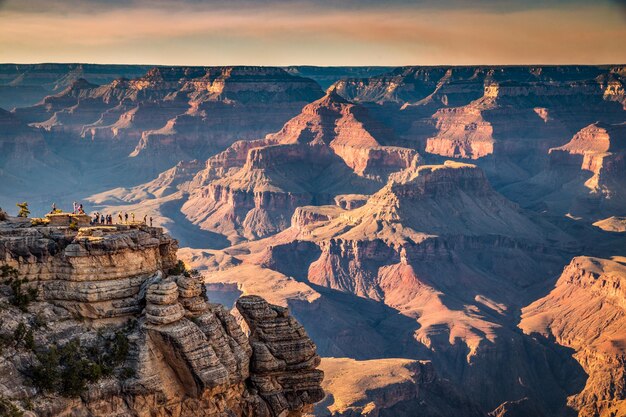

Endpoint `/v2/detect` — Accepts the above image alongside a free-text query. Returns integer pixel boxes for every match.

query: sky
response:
[1,0,625,66]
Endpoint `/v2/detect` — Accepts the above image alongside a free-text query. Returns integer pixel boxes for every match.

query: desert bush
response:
[30,329,132,397]
[30,218,49,226]
[1,266,38,312]
[168,260,199,278]
[16,202,30,218]
[0,396,23,417]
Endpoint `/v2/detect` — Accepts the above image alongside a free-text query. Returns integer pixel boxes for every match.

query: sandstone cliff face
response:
[314,357,483,417]
[231,162,578,414]
[501,122,626,219]
[0,218,323,416]
[0,108,77,205]
[181,90,420,244]
[520,256,626,417]
[333,65,626,188]
[3,66,325,207]
[0,64,152,110]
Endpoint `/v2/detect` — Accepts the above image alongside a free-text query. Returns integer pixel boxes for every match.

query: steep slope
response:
[520,256,626,417]
[1,67,326,213]
[502,122,626,218]
[315,357,483,417]
[181,90,420,243]
[0,63,152,110]
[0,108,77,208]
[0,216,323,416]
[333,65,626,188]
[9,66,325,181]
[198,162,581,415]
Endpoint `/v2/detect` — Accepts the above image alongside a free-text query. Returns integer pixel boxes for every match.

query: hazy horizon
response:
[1,0,625,66]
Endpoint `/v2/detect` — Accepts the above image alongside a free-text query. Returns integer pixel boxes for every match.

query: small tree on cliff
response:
[16,202,30,218]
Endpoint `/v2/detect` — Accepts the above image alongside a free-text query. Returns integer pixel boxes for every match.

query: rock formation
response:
[3,64,626,417]
[181,89,420,243]
[197,161,581,415]
[502,122,626,218]
[315,357,483,417]
[333,65,626,187]
[520,256,626,417]
[0,217,323,416]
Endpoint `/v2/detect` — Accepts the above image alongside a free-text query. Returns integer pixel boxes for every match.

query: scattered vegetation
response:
[30,218,49,226]
[169,259,199,277]
[13,322,35,350]
[16,202,30,218]
[0,321,34,355]
[69,221,78,231]
[30,321,135,397]
[1,266,38,312]
[0,396,23,417]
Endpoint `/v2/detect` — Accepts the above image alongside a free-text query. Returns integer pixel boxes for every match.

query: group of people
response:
[112,211,154,227]
[92,212,113,225]
[71,201,85,215]
[50,202,155,228]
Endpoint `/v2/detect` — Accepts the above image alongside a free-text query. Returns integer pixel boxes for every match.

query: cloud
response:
[0,0,617,14]
[0,1,624,65]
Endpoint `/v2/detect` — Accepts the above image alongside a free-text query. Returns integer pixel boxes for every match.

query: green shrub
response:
[69,221,78,231]
[16,202,30,218]
[0,396,23,417]
[168,260,199,278]
[30,330,132,397]
[30,218,49,226]
[1,266,37,312]
[13,322,27,347]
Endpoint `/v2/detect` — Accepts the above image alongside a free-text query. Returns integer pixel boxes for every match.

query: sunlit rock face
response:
[333,65,626,188]
[181,90,420,244]
[0,219,323,417]
[3,66,324,202]
[521,256,626,417]
[226,161,581,414]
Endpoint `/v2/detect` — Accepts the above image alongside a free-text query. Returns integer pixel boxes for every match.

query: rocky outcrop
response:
[548,123,626,210]
[501,122,626,218]
[237,296,325,415]
[315,357,483,417]
[0,63,152,110]
[333,65,626,189]
[0,219,323,416]
[237,161,577,414]
[520,256,626,417]
[2,66,325,209]
[181,90,420,244]
[0,108,75,203]
[0,222,177,319]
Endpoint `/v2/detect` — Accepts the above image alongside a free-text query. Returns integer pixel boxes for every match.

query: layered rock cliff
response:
[204,161,579,415]
[520,256,626,417]
[501,122,626,218]
[333,65,626,187]
[181,90,420,244]
[0,216,323,416]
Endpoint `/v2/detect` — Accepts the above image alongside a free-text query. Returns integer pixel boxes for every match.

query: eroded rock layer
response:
[520,256,626,417]
[0,218,323,417]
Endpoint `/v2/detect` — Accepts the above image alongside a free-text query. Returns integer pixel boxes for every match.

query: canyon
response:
[1,64,625,417]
